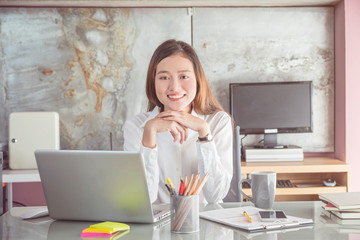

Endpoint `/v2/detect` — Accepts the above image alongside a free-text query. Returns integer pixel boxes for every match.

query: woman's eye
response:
[159,76,169,80]
[180,75,189,79]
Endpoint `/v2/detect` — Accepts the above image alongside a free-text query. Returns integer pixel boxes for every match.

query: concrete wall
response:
[1,7,334,155]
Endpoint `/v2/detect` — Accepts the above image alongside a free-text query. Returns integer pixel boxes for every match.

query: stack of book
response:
[243,145,304,162]
[319,192,360,225]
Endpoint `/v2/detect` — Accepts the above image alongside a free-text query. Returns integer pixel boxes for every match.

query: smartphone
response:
[258,210,288,222]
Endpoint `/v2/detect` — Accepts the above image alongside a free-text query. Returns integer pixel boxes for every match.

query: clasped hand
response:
[142,110,210,148]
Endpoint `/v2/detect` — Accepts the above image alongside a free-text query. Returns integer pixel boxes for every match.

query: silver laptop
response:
[35,150,170,223]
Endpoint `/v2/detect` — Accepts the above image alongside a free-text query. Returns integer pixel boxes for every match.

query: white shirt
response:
[123,106,233,204]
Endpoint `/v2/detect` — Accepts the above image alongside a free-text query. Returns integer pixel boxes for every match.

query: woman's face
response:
[155,54,197,113]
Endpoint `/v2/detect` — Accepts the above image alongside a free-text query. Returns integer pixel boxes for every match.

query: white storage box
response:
[9,112,60,169]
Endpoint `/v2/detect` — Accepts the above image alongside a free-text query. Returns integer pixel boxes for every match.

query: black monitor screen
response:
[230,81,312,135]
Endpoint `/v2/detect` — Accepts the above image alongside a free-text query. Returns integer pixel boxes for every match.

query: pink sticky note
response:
[81,232,112,237]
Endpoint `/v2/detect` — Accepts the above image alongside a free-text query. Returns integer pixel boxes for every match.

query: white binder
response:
[9,112,60,169]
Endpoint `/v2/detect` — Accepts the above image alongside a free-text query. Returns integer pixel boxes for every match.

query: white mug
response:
[240,171,277,209]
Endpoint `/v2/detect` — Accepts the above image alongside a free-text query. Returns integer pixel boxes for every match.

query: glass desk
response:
[1,201,359,240]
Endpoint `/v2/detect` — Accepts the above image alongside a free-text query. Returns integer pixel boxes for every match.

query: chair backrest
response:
[223,126,242,202]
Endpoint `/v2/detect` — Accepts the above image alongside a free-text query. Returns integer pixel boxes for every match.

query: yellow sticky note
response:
[111,230,130,240]
[82,227,115,234]
[89,221,130,232]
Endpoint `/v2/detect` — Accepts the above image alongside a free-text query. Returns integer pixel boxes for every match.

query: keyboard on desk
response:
[241,179,294,188]
[276,180,294,188]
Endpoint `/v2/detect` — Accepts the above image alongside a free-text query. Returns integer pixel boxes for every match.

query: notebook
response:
[200,206,313,232]
[35,150,170,223]
[319,192,360,210]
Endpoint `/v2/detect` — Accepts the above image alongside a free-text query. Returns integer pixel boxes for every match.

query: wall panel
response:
[193,7,334,152]
[0,8,191,150]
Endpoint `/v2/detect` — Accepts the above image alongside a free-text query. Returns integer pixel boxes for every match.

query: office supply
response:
[81,222,130,239]
[166,178,174,189]
[171,194,199,233]
[187,173,200,195]
[166,178,176,195]
[83,228,117,234]
[178,180,184,195]
[319,192,360,210]
[194,173,209,195]
[169,173,208,233]
[200,205,313,232]
[165,184,172,195]
[323,202,339,211]
[9,112,60,169]
[323,202,360,212]
[89,221,130,231]
[81,230,129,239]
[321,208,360,225]
[244,211,252,223]
[330,210,360,219]
[184,176,188,189]
[183,174,194,196]
[321,200,360,226]
[81,232,112,237]
[35,150,170,223]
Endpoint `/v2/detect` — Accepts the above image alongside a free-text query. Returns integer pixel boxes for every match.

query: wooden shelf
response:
[241,157,350,201]
[241,157,350,174]
[242,186,347,196]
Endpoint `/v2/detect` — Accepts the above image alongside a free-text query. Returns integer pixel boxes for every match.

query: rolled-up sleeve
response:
[197,112,233,203]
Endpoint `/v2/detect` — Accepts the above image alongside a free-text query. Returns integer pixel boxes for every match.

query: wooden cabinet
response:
[241,157,350,201]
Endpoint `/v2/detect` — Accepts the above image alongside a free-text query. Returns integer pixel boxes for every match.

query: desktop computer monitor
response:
[230,81,313,147]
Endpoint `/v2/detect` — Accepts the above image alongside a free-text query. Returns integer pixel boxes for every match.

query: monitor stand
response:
[254,133,282,149]
[254,133,301,149]
[264,133,278,148]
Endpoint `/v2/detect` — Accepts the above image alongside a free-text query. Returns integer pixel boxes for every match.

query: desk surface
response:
[1,201,359,240]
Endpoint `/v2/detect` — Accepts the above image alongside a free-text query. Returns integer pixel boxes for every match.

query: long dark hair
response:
[146,39,224,114]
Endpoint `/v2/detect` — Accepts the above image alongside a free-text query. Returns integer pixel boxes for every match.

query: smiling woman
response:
[123,39,233,204]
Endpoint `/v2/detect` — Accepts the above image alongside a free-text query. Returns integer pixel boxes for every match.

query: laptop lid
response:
[35,150,166,223]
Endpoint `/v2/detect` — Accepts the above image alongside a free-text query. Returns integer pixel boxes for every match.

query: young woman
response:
[123,39,233,204]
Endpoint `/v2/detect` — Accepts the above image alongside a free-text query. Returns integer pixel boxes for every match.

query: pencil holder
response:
[170,194,199,233]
